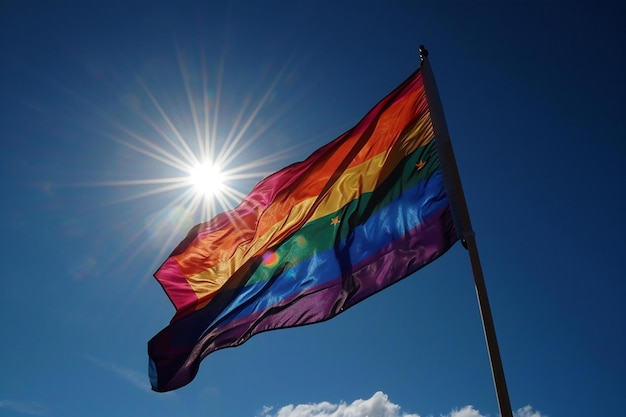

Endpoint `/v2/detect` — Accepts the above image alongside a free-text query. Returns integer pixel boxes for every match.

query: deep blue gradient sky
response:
[1,2,624,417]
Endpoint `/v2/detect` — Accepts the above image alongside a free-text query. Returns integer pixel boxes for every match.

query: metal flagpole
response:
[418,45,514,417]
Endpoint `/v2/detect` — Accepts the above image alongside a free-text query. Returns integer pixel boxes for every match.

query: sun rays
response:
[79,49,308,273]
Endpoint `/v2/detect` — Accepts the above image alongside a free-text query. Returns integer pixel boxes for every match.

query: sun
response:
[78,47,309,272]
[188,162,224,197]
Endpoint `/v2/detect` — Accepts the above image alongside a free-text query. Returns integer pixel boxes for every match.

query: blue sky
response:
[1,1,624,416]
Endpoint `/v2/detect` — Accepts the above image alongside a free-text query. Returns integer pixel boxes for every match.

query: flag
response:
[148,66,458,392]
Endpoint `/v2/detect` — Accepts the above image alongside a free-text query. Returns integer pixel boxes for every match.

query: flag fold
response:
[148,67,458,392]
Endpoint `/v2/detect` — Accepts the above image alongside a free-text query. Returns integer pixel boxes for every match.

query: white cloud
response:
[447,405,483,417]
[0,399,47,416]
[259,406,275,416]
[515,405,546,417]
[442,404,548,417]
[259,391,418,417]
[258,392,547,417]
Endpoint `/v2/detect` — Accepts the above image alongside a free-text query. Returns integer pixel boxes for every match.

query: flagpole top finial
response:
[419,45,429,62]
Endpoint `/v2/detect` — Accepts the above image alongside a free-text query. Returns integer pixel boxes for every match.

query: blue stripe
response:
[208,169,448,330]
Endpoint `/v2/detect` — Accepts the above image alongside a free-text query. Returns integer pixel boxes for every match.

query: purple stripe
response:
[150,204,456,391]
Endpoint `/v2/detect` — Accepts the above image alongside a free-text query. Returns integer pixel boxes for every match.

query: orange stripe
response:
[175,74,430,294]
[183,114,434,301]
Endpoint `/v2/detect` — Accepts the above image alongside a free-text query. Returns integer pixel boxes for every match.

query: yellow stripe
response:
[312,111,434,220]
[186,113,434,298]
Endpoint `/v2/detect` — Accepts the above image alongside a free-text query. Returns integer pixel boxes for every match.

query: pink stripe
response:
[155,258,198,310]
[192,71,425,242]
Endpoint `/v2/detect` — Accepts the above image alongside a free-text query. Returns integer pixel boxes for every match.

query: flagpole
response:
[418,45,514,417]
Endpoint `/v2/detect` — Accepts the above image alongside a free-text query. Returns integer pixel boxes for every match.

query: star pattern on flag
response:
[330,216,340,226]
[415,159,426,170]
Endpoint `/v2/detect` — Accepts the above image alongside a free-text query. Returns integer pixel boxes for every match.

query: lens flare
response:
[262,251,280,267]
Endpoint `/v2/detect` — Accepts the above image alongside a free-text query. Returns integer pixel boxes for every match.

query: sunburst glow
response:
[188,162,225,196]
[69,47,314,275]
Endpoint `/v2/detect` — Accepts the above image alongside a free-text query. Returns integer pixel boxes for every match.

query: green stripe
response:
[247,140,440,285]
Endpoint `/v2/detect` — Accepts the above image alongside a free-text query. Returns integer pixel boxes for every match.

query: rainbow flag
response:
[148,67,458,392]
